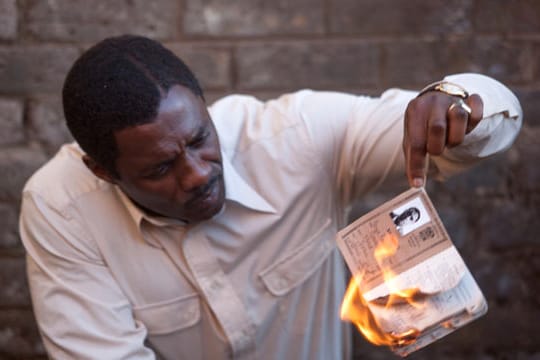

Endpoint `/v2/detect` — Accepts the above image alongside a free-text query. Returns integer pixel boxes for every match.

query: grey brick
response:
[532,44,540,91]
[510,125,540,193]
[0,147,48,201]
[514,88,540,127]
[432,154,510,198]
[0,309,46,357]
[474,0,540,34]
[236,41,380,90]
[0,257,30,306]
[165,44,231,90]
[381,40,456,87]
[464,38,534,85]
[205,90,238,105]
[382,38,534,87]
[24,0,181,42]
[436,206,469,250]
[471,303,540,350]
[478,198,540,250]
[0,45,80,95]
[330,0,472,36]
[0,0,17,40]
[184,0,324,36]
[0,202,20,249]
[0,98,24,146]
[475,254,538,306]
[28,96,73,155]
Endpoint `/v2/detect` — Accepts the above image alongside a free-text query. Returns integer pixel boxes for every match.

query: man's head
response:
[62,35,225,222]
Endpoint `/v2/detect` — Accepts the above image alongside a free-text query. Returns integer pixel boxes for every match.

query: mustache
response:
[186,172,221,206]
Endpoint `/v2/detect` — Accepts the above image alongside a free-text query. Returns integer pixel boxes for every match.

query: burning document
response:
[336,187,487,357]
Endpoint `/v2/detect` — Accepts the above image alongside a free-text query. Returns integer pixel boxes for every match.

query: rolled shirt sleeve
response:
[431,73,523,179]
[20,192,156,360]
[293,73,522,206]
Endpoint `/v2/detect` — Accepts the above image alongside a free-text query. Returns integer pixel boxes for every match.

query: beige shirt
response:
[20,74,521,360]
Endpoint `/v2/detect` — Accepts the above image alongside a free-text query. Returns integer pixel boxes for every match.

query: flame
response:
[340,232,422,347]
[374,233,423,310]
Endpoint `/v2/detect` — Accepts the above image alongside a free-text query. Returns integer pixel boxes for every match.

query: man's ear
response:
[82,155,117,184]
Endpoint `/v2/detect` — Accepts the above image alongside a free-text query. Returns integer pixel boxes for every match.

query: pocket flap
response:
[259,218,335,296]
[132,294,200,335]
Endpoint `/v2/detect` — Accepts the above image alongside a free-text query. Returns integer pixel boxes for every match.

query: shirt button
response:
[273,277,287,290]
[209,278,222,292]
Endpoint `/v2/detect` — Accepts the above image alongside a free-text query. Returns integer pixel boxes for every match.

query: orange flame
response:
[340,232,421,347]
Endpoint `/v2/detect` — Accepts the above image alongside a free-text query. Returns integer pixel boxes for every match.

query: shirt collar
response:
[221,150,276,214]
[115,187,187,229]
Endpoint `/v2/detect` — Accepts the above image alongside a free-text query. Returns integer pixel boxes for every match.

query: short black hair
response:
[62,34,204,178]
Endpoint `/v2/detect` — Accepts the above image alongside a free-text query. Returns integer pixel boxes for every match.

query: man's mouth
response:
[187,175,220,207]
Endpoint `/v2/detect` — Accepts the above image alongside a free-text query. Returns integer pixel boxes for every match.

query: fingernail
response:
[412,177,424,188]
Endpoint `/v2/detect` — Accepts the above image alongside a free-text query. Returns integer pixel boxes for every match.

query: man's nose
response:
[178,151,212,192]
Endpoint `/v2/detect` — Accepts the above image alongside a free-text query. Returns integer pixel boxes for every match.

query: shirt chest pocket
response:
[132,293,200,335]
[258,218,336,296]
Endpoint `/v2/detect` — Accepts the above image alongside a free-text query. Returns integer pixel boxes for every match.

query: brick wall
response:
[0,0,538,359]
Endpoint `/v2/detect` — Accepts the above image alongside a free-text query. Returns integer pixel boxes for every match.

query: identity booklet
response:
[336,187,487,356]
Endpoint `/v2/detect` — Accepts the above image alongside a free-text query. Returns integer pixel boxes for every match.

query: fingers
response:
[465,94,483,133]
[404,101,430,187]
[447,94,483,145]
[405,133,428,188]
[426,110,447,155]
[446,100,468,147]
[404,92,483,188]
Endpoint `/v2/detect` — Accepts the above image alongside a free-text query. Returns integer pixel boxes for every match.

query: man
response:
[19,35,522,359]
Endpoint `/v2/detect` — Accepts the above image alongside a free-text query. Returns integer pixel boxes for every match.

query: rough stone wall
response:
[0,0,538,359]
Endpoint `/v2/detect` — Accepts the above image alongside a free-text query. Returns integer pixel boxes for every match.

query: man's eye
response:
[191,131,209,147]
[145,163,171,179]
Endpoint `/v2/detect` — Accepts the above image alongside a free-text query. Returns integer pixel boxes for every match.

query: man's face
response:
[111,85,225,223]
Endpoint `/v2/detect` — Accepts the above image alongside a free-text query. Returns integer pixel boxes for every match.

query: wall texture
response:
[0,0,539,359]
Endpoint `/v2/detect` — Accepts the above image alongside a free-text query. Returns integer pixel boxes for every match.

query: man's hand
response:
[403,92,484,187]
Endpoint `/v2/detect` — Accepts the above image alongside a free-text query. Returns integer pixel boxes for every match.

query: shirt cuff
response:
[430,73,523,178]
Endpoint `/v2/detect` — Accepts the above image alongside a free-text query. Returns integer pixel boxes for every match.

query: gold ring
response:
[448,99,472,115]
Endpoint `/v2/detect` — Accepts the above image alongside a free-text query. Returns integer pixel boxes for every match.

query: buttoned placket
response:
[183,225,257,359]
